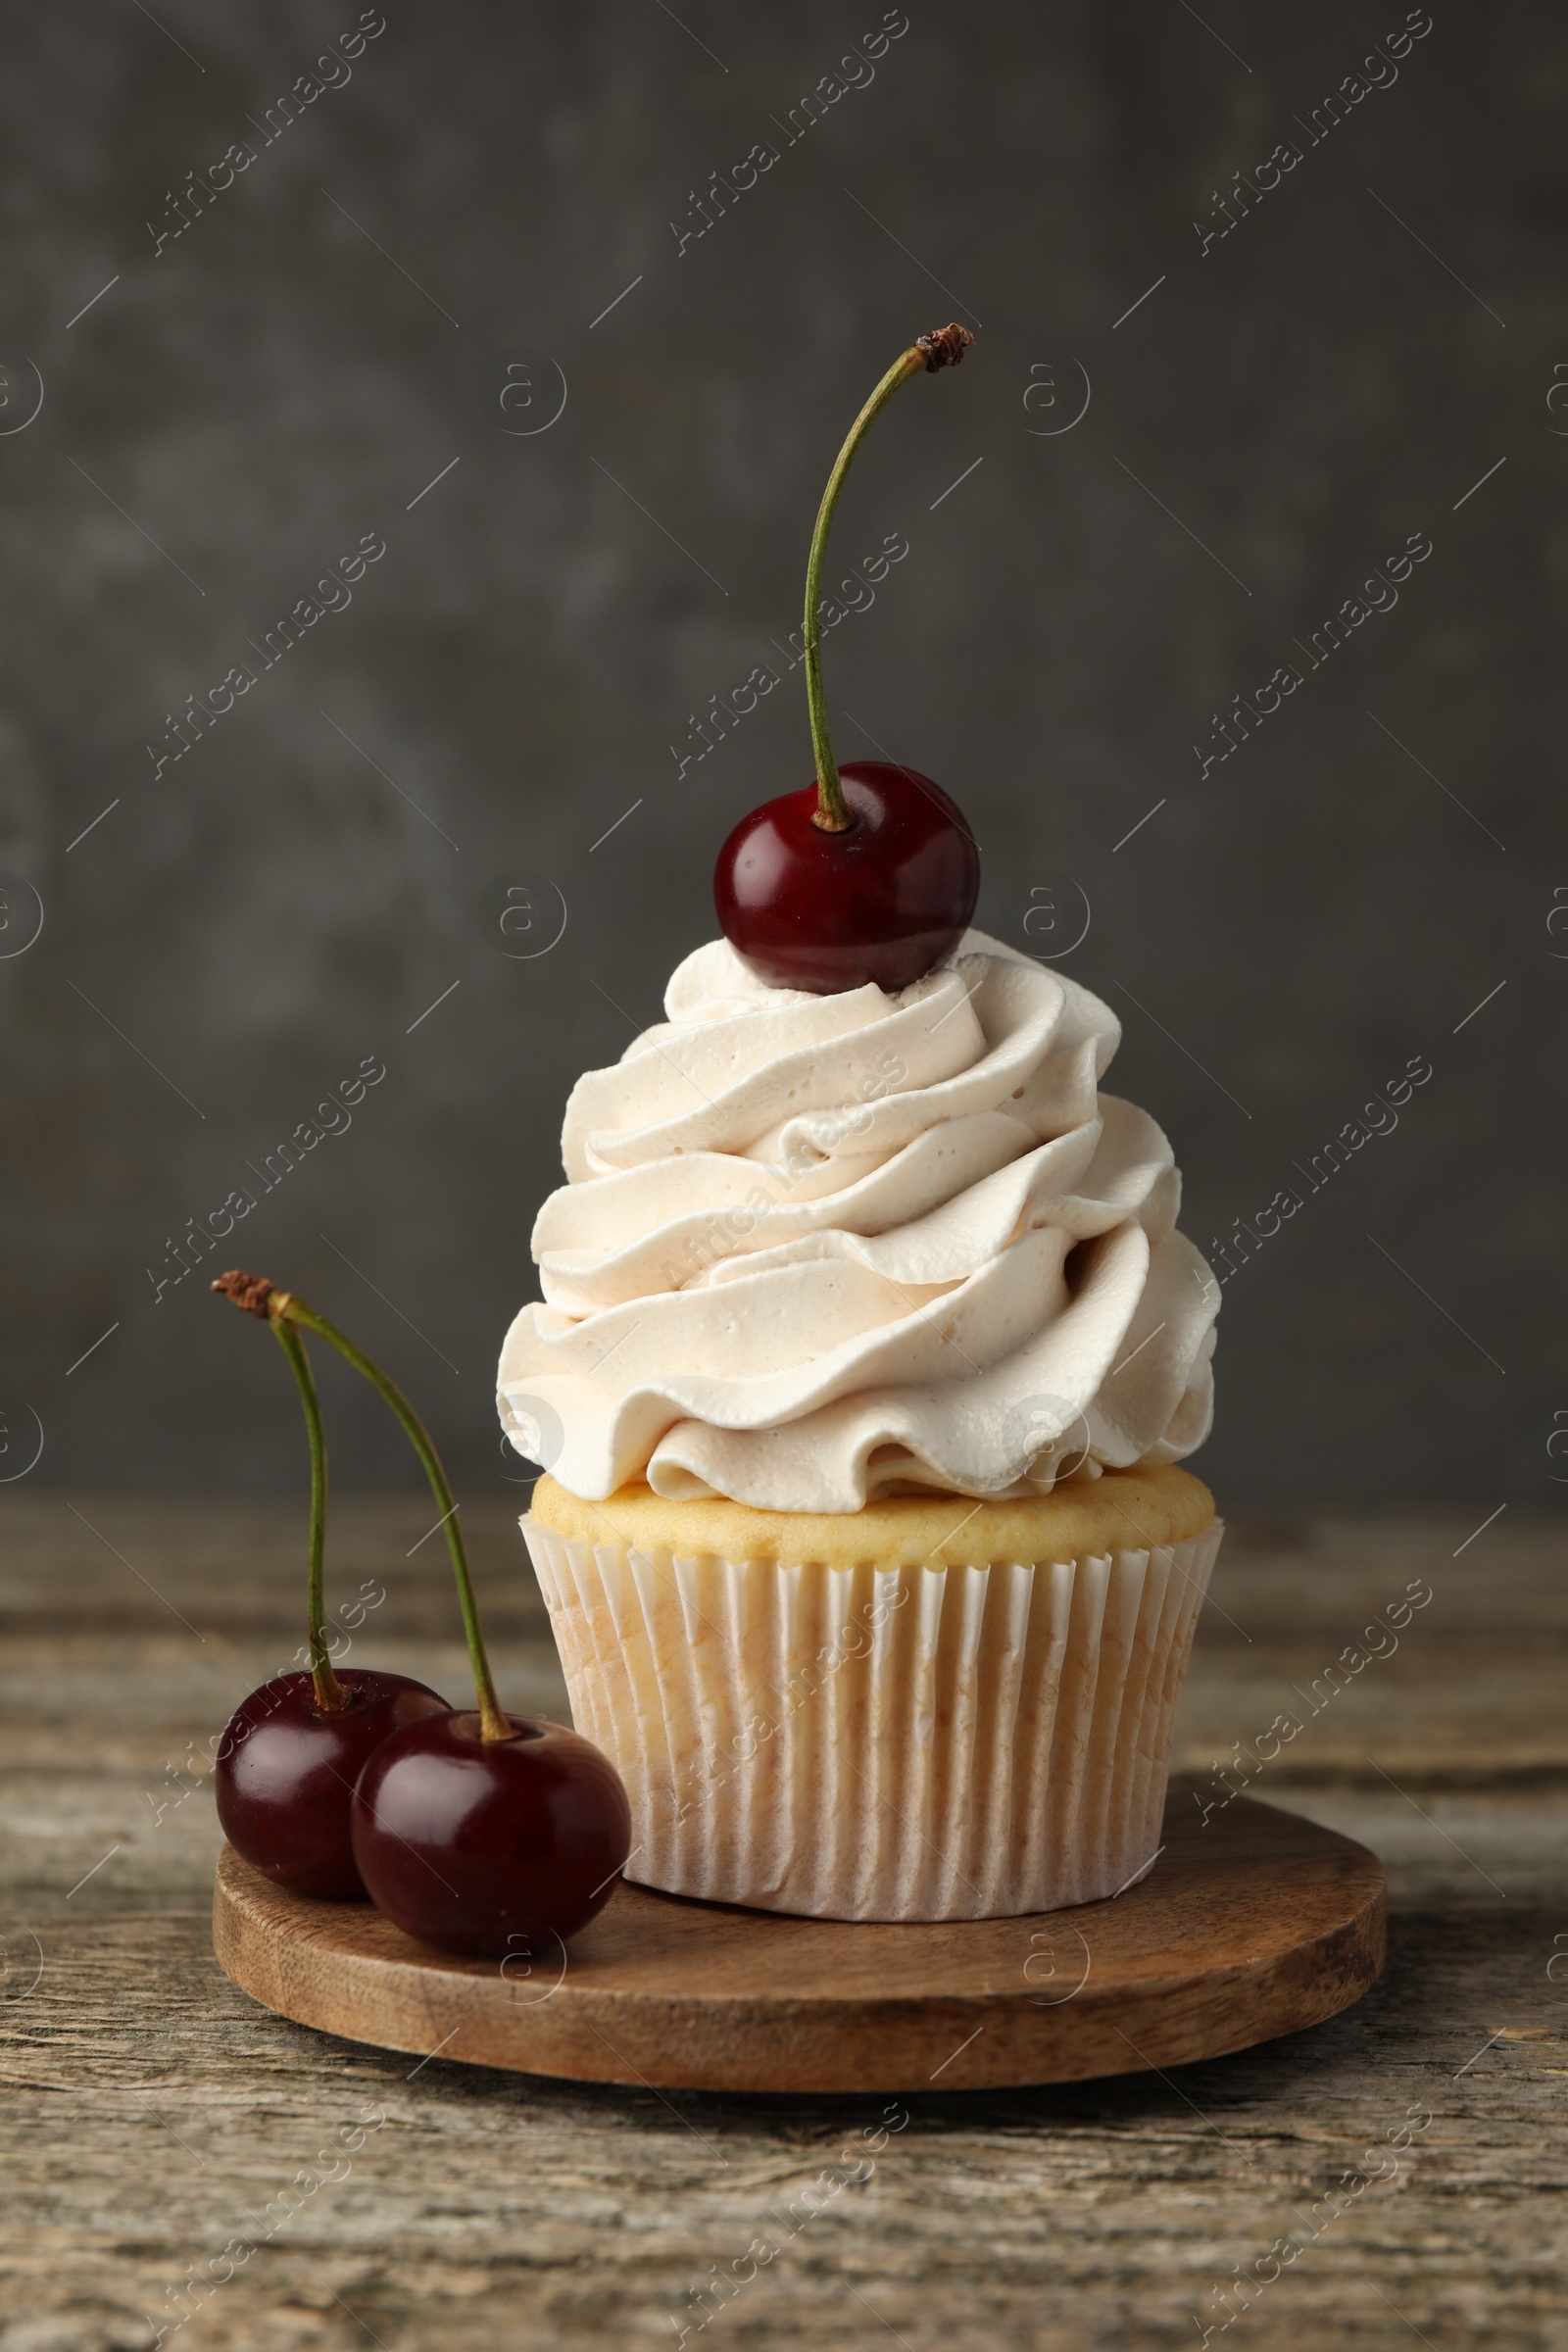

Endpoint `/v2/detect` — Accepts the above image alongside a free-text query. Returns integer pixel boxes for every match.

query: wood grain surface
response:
[212,1794,1387,2092]
[1,1494,1563,2350]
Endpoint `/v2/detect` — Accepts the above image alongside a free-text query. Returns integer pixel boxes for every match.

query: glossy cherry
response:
[213,1268,632,1956]
[216,1669,450,1900]
[351,1710,631,1957]
[714,323,979,997]
[715,759,978,994]
[208,1275,454,1900]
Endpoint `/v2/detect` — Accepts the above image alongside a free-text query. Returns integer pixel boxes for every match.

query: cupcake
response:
[500,930,1221,1921]
[497,323,1220,1921]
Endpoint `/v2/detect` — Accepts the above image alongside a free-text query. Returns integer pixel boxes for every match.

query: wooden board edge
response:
[212,1844,1389,2093]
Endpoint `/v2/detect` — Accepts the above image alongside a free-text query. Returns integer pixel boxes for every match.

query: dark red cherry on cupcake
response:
[210,1275,450,1898]
[715,760,977,995]
[352,1710,631,1958]
[212,1270,632,1954]
[714,323,980,997]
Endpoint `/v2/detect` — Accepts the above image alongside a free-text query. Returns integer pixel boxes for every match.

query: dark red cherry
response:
[351,1711,632,1958]
[217,1668,450,1900]
[714,760,979,995]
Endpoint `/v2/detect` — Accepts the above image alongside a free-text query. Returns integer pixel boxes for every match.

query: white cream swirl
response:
[497,930,1218,1510]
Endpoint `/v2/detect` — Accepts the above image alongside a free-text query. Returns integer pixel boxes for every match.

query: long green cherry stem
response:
[213,1269,511,1742]
[803,321,974,833]
[270,1314,344,1712]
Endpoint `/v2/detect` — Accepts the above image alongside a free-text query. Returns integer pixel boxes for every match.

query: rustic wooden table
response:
[1,1494,1562,2349]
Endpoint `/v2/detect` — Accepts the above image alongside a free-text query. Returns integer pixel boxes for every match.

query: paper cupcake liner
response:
[521,1514,1222,1923]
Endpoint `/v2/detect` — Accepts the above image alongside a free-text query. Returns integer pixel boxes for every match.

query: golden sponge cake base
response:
[529,1462,1213,1572]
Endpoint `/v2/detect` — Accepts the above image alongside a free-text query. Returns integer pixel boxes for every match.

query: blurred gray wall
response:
[2,0,1562,1508]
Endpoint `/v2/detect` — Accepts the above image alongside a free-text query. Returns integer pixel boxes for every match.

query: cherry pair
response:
[210,1271,629,1959]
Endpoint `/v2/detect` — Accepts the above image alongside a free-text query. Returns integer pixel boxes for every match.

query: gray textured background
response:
[2,0,1561,1508]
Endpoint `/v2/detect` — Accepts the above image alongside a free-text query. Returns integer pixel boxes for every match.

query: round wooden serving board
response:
[213,1791,1386,2092]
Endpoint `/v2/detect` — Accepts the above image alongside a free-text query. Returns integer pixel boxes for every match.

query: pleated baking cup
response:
[521,1514,1223,1923]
